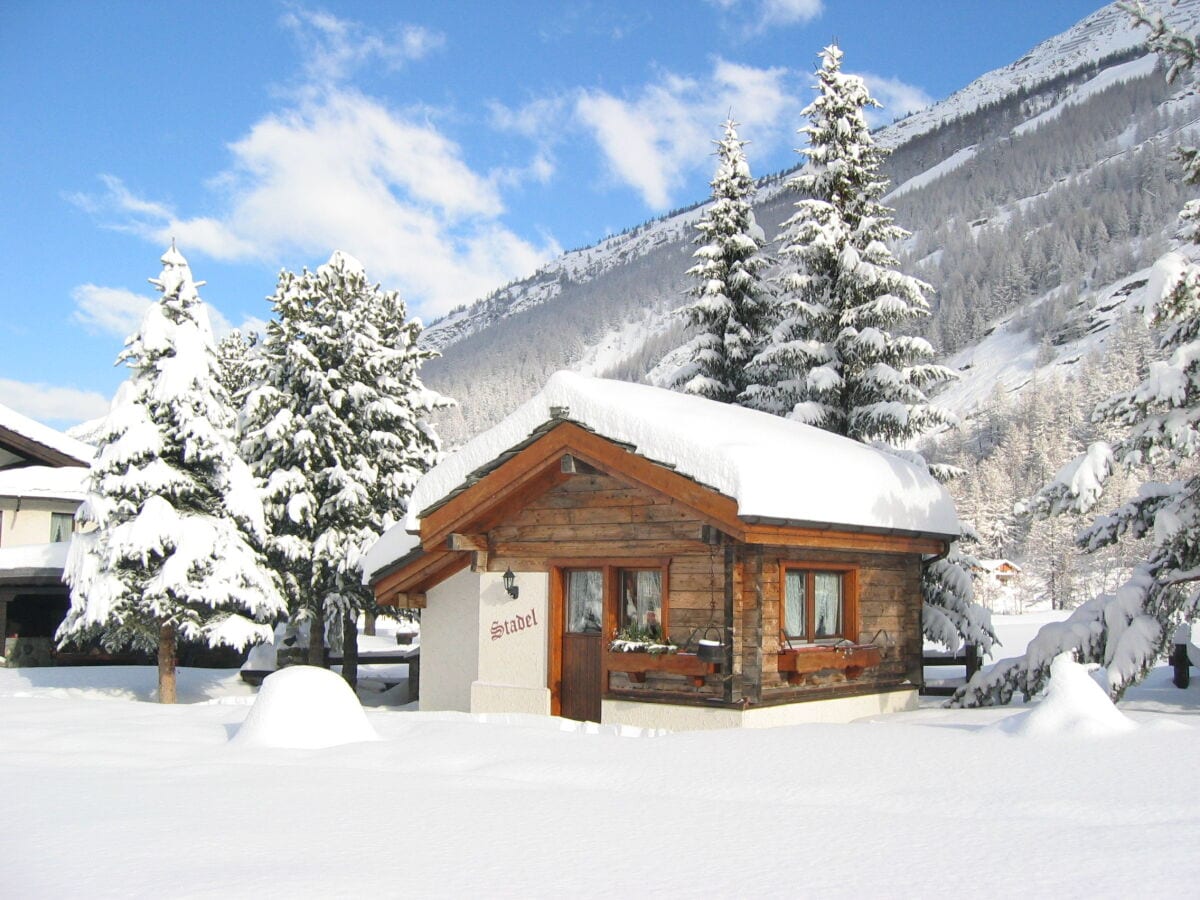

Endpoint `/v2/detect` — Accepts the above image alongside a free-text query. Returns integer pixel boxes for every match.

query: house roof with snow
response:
[0,466,89,503]
[368,372,958,588]
[0,541,70,584]
[407,371,958,536]
[0,402,94,470]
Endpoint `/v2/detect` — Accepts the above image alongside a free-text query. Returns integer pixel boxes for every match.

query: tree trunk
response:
[158,621,177,704]
[364,610,376,637]
[342,610,359,690]
[308,606,326,667]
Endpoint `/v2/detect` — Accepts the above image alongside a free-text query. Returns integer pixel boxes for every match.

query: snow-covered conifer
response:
[60,245,285,703]
[953,7,1200,705]
[746,45,991,653]
[744,45,955,444]
[241,252,449,680]
[216,328,258,402]
[670,119,771,403]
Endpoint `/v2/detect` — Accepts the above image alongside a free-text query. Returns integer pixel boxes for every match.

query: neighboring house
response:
[365,372,959,730]
[972,559,1022,586]
[0,402,93,661]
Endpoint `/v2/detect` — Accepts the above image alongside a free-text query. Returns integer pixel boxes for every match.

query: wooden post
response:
[158,621,177,704]
[342,611,359,690]
[965,643,980,681]
[408,655,420,704]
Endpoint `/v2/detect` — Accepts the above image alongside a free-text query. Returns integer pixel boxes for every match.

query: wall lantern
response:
[503,567,519,599]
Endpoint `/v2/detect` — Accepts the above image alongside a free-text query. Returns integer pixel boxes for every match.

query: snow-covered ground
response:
[2,613,1196,898]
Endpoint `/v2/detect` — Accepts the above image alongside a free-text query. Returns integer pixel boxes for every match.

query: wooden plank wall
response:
[489,472,725,698]
[750,546,922,698]
[486,471,925,705]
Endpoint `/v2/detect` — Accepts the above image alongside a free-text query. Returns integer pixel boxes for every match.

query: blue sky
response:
[1,0,1107,427]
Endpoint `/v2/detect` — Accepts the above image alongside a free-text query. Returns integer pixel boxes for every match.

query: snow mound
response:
[240,641,277,673]
[232,666,379,749]
[996,652,1137,738]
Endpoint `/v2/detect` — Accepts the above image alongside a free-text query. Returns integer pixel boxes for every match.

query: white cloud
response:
[71,279,280,346]
[710,0,823,34]
[280,7,444,83]
[759,0,823,26]
[573,59,799,209]
[70,284,153,338]
[75,88,559,319]
[0,378,111,426]
[858,73,933,126]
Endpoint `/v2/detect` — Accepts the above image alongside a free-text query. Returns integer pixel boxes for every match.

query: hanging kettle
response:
[696,626,726,663]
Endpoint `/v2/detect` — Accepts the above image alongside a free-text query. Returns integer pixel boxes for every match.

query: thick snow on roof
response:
[361,524,420,583]
[0,401,95,465]
[0,540,70,574]
[407,371,959,537]
[0,465,89,501]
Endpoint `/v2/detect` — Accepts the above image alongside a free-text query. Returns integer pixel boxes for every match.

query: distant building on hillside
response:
[971,559,1022,585]
[0,403,93,664]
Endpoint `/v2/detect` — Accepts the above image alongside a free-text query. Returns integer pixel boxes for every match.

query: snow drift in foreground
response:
[991,652,1137,737]
[232,665,380,749]
[0,648,1197,897]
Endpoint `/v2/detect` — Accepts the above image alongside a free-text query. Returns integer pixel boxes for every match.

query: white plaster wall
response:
[418,568,481,713]
[0,500,79,548]
[471,571,551,715]
[601,688,918,732]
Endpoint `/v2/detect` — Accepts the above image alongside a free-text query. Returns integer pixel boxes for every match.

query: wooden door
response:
[560,569,603,722]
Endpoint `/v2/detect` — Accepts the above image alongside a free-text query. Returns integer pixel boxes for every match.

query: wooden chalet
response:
[367,372,960,730]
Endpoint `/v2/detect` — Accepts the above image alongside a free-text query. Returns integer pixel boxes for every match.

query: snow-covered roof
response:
[0,401,94,467]
[406,371,959,537]
[361,526,420,582]
[975,558,1022,573]
[0,540,70,576]
[0,465,89,502]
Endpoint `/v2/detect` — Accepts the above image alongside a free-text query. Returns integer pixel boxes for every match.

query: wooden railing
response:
[919,643,981,696]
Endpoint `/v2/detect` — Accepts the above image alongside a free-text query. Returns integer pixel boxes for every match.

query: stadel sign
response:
[490,608,539,642]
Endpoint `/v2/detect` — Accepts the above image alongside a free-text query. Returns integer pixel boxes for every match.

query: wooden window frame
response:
[779,562,859,645]
[547,558,670,716]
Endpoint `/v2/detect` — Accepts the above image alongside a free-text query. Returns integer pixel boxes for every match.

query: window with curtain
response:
[783,569,846,642]
[50,512,75,543]
[566,569,603,634]
[618,569,663,638]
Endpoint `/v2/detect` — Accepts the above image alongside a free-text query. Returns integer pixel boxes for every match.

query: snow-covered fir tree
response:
[953,4,1200,705]
[743,44,992,654]
[744,45,954,444]
[240,251,449,681]
[215,328,258,402]
[60,245,285,703]
[670,119,771,403]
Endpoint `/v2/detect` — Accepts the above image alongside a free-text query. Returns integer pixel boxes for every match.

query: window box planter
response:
[777,644,882,685]
[604,649,718,687]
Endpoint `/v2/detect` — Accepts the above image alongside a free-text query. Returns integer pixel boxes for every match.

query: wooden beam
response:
[391,592,426,609]
[447,533,488,552]
[471,550,489,573]
[372,548,470,601]
[743,524,947,556]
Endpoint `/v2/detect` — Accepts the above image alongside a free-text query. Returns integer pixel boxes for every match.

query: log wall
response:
[486,470,924,705]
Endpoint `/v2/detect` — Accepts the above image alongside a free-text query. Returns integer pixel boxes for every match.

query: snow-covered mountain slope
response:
[880,0,1199,150]
[422,0,1200,445]
[934,244,1200,422]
